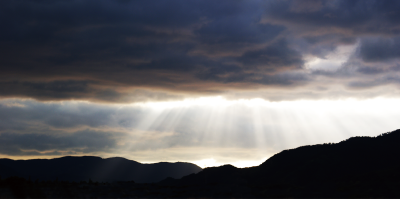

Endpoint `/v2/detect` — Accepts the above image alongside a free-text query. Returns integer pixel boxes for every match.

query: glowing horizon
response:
[1,96,399,168]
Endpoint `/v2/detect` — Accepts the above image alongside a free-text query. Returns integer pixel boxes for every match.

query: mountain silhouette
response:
[0,156,202,183]
[158,129,400,198]
[2,130,400,198]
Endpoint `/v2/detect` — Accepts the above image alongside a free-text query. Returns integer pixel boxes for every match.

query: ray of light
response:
[103,97,399,167]
[1,97,400,168]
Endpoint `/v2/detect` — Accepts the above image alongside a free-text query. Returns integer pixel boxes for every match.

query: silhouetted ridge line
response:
[0,156,202,183]
[2,129,400,198]
[161,129,400,188]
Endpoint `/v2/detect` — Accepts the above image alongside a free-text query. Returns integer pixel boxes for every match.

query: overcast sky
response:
[1,0,400,167]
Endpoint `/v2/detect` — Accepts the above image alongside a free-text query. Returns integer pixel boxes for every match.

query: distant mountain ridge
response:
[1,130,400,198]
[0,156,202,183]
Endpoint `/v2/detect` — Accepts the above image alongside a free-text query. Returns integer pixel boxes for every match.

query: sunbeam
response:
[1,97,400,167]
[105,97,400,167]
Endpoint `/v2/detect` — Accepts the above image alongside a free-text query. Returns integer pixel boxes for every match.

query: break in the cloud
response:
[1,97,400,167]
[1,0,400,102]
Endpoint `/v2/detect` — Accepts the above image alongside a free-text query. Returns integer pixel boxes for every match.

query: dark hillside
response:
[0,156,202,183]
[255,130,400,184]
[2,130,400,198]
[160,129,400,198]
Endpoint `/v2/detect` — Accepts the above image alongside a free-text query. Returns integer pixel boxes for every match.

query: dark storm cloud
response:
[356,66,386,75]
[347,75,400,89]
[259,0,400,93]
[0,99,128,129]
[0,0,308,102]
[1,0,400,101]
[0,131,120,156]
[263,0,400,61]
[237,40,303,71]
[359,38,400,62]
[355,63,400,75]
[195,16,284,45]
[0,80,132,102]
[263,0,400,35]
[0,81,91,99]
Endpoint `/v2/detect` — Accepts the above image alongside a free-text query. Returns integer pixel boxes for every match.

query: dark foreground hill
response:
[2,129,400,198]
[158,129,400,198]
[0,156,202,183]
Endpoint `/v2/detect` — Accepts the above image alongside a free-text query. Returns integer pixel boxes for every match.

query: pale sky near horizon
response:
[1,0,400,168]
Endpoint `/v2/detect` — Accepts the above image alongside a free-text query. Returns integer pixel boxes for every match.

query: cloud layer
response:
[1,0,400,102]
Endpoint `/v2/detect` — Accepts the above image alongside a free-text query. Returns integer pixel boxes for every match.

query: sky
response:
[1,0,400,168]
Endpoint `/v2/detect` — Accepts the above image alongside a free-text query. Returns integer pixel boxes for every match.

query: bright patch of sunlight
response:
[134,96,235,109]
[228,158,268,168]
[192,158,218,168]
[305,42,358,71]
[132,95,398,112]
[191,158,265,169]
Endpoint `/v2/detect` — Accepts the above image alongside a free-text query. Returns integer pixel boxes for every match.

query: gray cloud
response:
[0,0,400,102]
[347,75,400,89]
[359,38,400,62]
[262,0,400,62]
[0,130,120,156]
[0,0,309,102]
[263,0,400,35]
[237,39,303,71]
